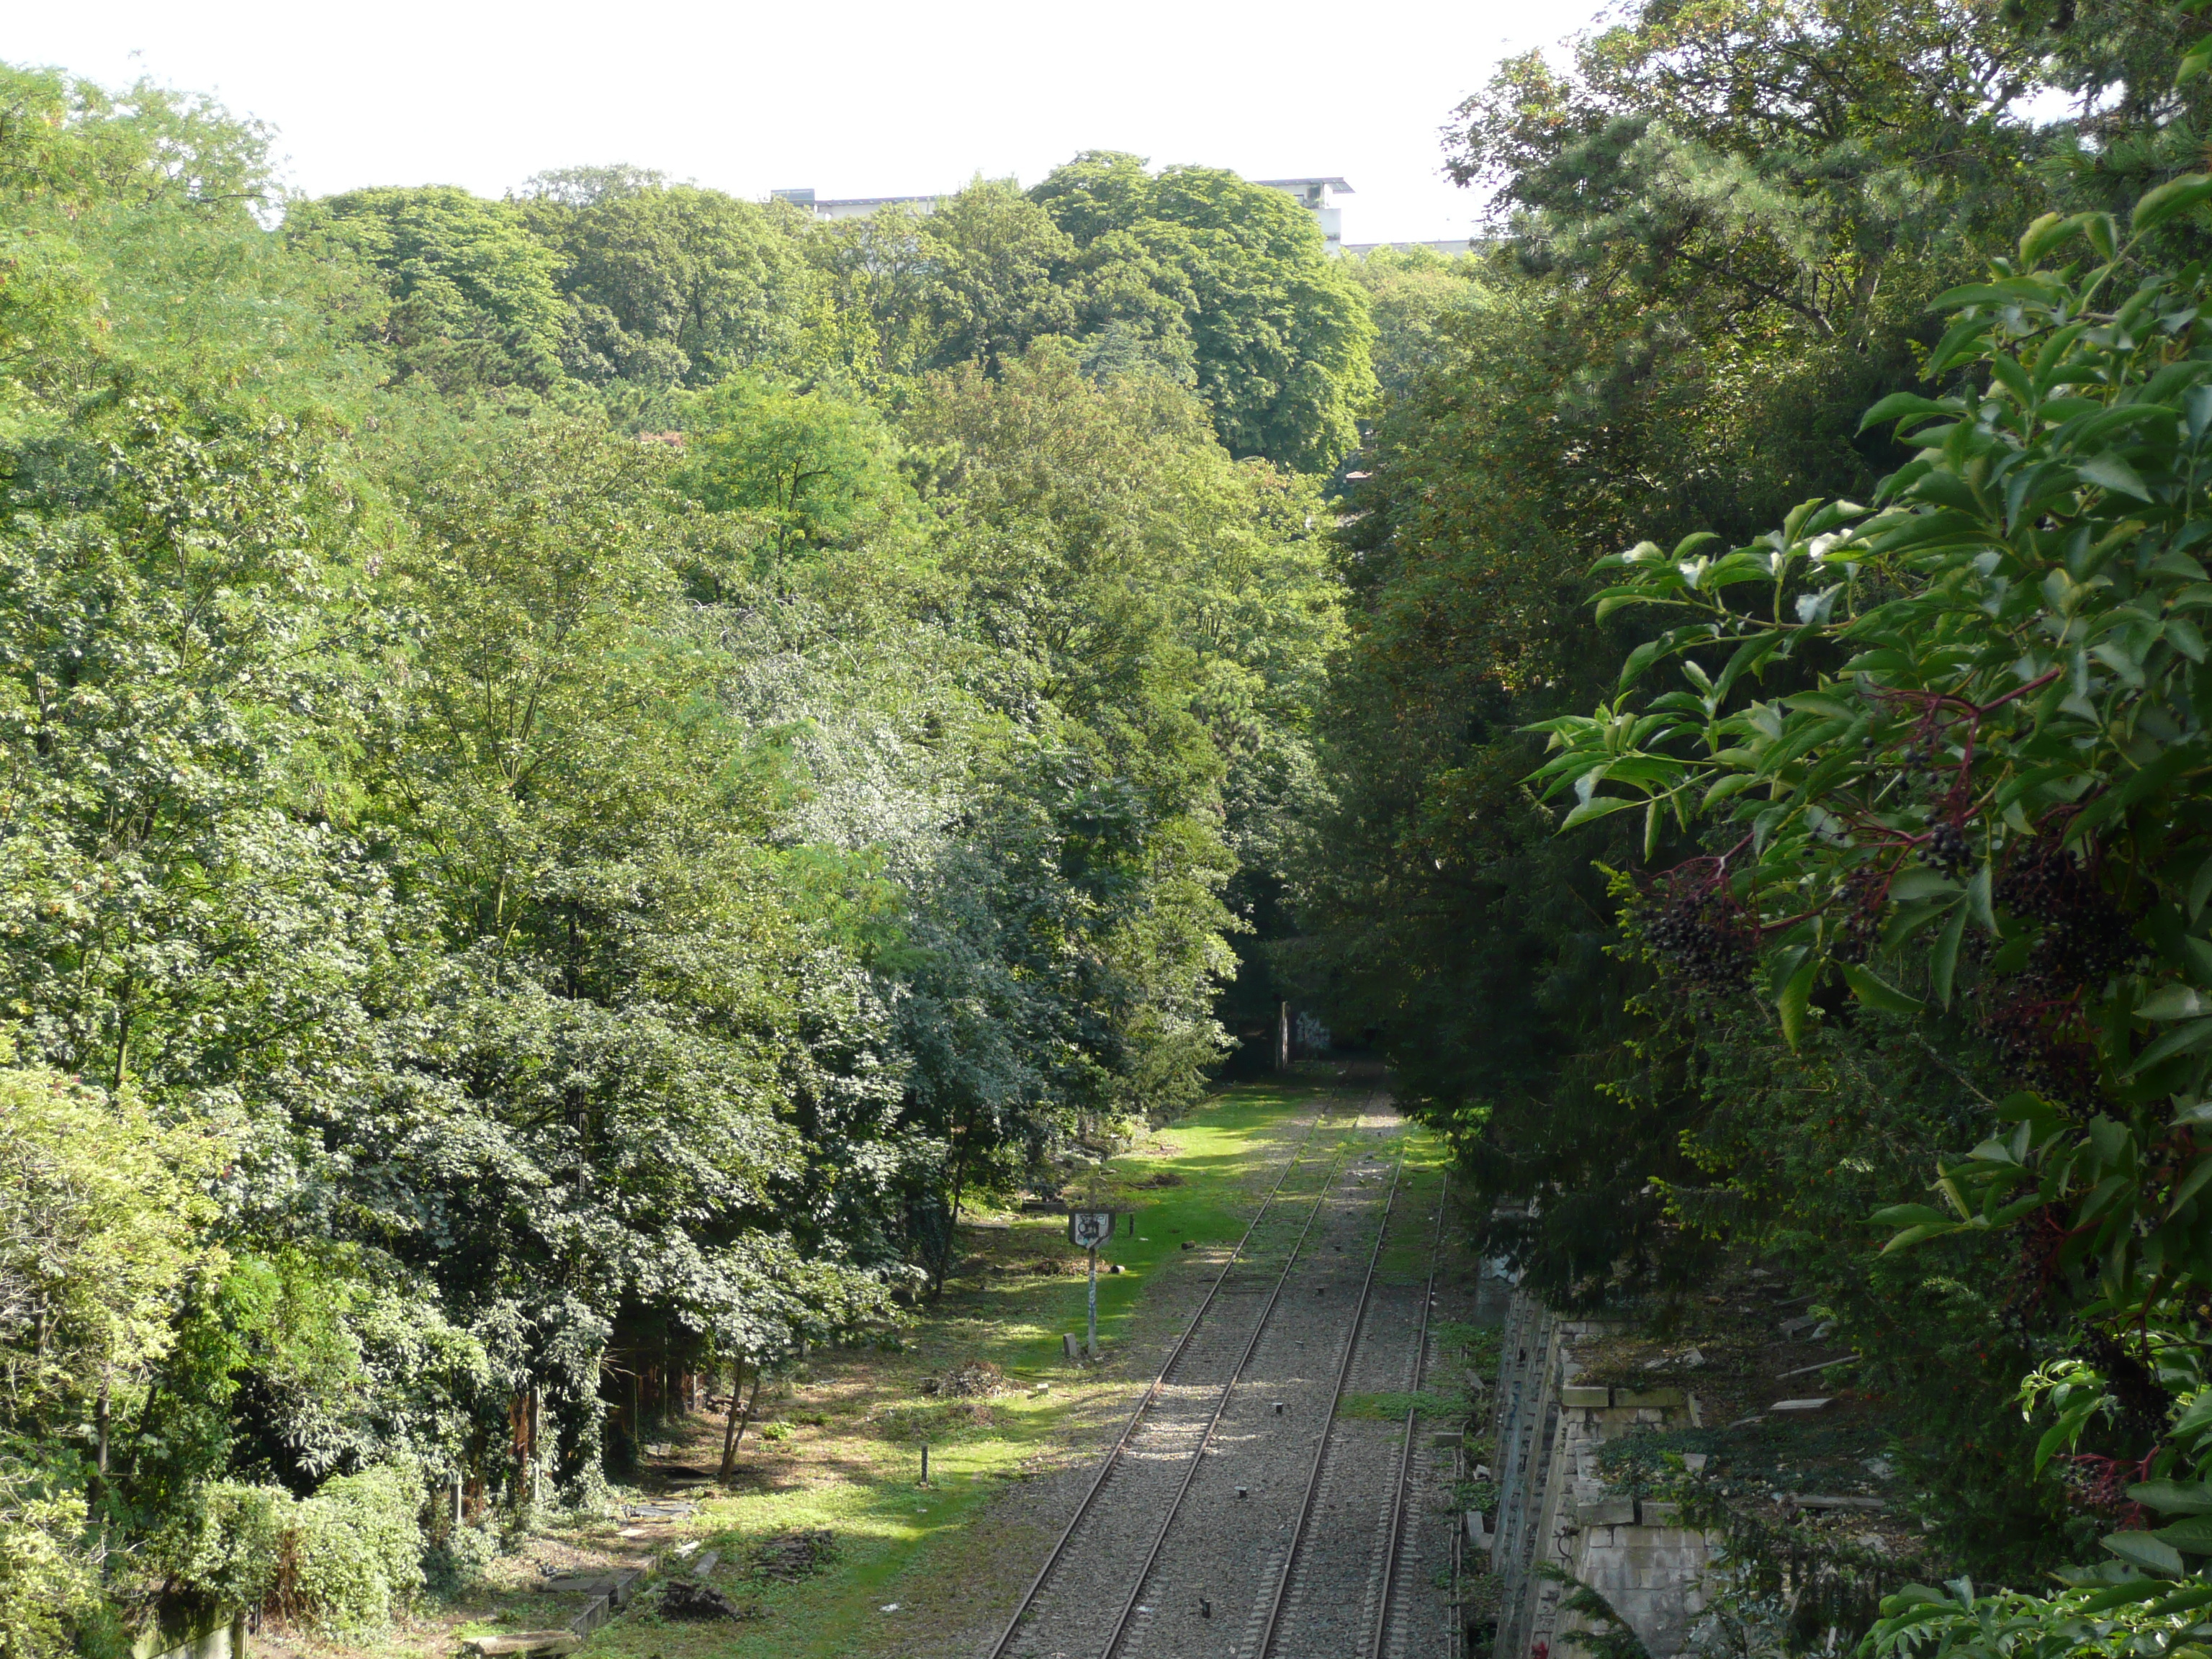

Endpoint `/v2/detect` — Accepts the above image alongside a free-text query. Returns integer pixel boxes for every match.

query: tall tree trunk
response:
[88,1366,109,1519]
[717,1360,763,1485]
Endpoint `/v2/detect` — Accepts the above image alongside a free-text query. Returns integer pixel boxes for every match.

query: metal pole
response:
[1087,1245,1100,1357]
[921,1443,930,1486]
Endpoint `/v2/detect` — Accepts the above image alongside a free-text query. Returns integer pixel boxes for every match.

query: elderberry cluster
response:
[1832,866,1886,964]
[1924,819,1974,878]
[1645,886,1755,991]
[1995,837,2137,991]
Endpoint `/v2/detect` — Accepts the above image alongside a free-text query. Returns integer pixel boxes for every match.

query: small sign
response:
[1067,1211,1115,1249]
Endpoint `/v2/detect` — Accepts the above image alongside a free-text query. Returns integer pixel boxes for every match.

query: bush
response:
[0,1488,110,1659]
[421,1521,499,1597]
[288,1464,423,1633]
[162,1463,423,1635]
[161,1482,290,1613]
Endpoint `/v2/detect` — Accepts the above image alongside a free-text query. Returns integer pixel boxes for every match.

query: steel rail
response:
[984,1101,1342,1659]
[1370,1172,1452,1659]
[1095,1134,1364,1659]
[1251,1154,1406,1659]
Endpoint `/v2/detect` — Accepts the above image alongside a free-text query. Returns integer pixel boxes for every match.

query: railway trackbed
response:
[987,1097,1454,1659]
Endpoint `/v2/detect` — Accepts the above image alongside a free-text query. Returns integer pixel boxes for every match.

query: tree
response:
[806,180,1077,384]
[1029,154,1375,471]
[517,181,826,390]
[1535,171,2212,1590]
[288,186,567,391]
[681,374,916,569]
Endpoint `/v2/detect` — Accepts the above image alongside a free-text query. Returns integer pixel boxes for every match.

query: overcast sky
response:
[12,0,1607,244]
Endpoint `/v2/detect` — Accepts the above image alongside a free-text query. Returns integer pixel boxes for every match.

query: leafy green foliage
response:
[518,179,825,391]
[289,186,567,391]
[1530,125,2212,1626]
[1535,215,2212,1346]
[683,374,915,566]
[1030,153,1376,469]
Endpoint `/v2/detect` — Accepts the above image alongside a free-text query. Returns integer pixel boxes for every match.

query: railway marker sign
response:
[1065,1210,1129,1358]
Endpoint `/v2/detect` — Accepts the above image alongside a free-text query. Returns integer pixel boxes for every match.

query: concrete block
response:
[1614,1387,1686,1408]
[544,1570,644,1604]
[1561,1385,1611,1408]
[1770,1396,1832,1413]
[1641,1501,1681,1526]
[1578,1498,1635,1526]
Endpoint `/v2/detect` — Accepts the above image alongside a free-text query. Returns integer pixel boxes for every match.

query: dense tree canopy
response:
[1288,0,2212,1609]
[0,76,1352,1647]
[19,1,2212,1645]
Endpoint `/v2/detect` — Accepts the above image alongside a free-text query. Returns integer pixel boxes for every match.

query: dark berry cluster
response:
[1995,837,2137,991]
[1833,866,1886,963]
[1980,994,2099,1112]
[1645,884,1755,990]
[1924,819,1974,877]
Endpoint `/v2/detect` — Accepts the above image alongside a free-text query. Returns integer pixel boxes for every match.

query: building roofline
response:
[1254,176,1354,193]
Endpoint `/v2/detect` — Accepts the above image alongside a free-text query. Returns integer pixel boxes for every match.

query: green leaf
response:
[1890,870,1961,904]
[2078,1579,2174,1613]
[2134,174,2212,233]
[1560,795,1644,832]
[2131,1480,2212,1516]
[2130,1016,2212,1075]
[2119,742,2205,807]
[1880,1222,1959,1252]
[1858,392,1958,435]
[1966,864,1998,934]
[1779,958,1818,1051]
[1840,961,1925,1016]
[1870,1203,1954,1227]
[2154,1515,2212,1554]
[1594,589,1655,622]
[1931,904,1967,1010]
[2103,1532,2187,1577]
[2080,451,2155,503]
[2019,212,2069,266]
[1619,638,1666,690]
[2140,984,2212,1020]
[2169,1153,2212,1218]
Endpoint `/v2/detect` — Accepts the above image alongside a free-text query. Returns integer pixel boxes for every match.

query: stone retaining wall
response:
[1485,1289,1714,1659]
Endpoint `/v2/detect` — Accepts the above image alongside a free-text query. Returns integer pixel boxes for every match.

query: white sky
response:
[12,0,1608,245]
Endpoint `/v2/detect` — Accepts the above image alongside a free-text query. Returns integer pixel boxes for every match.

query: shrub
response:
[162,1463,423,1635]
[0,1488,110,1659]
[287,1464,423,1633]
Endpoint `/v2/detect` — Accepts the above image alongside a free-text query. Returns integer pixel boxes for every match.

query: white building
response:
[770,186,939,221]
[771,176,1359,251]
[1251,178,1352,253]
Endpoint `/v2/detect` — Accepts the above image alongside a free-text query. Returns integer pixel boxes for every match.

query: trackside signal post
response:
[1066,1210,1123,1359]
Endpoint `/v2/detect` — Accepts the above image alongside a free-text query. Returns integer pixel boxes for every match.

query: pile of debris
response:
[922,1359,1007,1398]
[661,1579,761,1622]
[752,1528,839,1582]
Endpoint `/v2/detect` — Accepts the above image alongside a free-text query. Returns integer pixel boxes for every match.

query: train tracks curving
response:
[989,1096,1449,1659]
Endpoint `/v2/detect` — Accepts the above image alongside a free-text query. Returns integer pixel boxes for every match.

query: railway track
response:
[1249,1170,1452,1659]
[988,1097,1437,1659]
